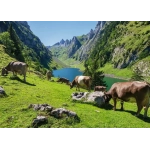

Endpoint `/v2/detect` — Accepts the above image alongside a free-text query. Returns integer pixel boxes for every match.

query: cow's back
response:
[108,81,150,100]
[11,62,27,72]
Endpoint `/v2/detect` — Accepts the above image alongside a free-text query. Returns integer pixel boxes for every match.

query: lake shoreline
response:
[104,74,129,81]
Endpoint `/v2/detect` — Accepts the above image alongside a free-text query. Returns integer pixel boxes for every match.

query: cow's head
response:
[70,82,73,89]
[1,67,8,76]
[103,92,112,104]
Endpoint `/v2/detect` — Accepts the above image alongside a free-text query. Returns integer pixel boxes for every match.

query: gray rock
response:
[71,91,105,107]
[50,108,78,119]
[0,86,7,97]
[32,116,48,127]
[29,104,53,112]
[50,108,68,118]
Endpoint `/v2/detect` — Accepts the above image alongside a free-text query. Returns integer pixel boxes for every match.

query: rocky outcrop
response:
[71,91,106,107]
[29,103,80,127]
[65,39,70,46]
[60,39,65,45]
[68,36,81,57]
[87,29,95,40]
[112,47,137,69]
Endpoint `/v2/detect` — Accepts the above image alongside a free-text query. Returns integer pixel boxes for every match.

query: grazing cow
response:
[70,75,92,91]
[94,86,106,92]
[104,81,150,118]
[46,71,52,80]
[4,61,28,82]
[57,77,70,85]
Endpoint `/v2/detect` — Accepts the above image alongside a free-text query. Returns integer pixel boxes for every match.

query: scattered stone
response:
[28,104,53,112]
[32,116,48,127]
[50,108,68,118]
[50,108,78,119]
[0,86,7,97]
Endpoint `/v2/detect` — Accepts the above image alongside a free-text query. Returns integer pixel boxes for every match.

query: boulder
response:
[71,91,105,107]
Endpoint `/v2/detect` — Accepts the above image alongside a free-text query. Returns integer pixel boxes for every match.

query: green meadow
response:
[1,73,150,128]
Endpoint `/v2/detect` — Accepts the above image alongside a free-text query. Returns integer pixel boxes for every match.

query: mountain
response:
[0,21,52,68]
[48,21,105,66]
[75,21,106,61]
[85,21,150,79]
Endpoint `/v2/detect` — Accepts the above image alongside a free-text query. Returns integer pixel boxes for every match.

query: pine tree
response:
[83,59,107,89]
[8,23,24,61]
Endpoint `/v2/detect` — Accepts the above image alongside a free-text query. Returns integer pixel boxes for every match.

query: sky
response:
[27,21,98,46]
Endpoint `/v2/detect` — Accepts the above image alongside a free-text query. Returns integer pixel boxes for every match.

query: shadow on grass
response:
[10,76,36,86]
[99,103,114,110]
[115,109,150,123]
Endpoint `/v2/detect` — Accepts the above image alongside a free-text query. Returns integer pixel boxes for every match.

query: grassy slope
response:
[0,45,16,69]
[1,73,150,128]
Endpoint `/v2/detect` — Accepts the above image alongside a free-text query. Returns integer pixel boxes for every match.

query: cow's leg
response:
[76,84,80,91]
[143,105,149,118]
[143,98,150,118]
[120,100,124,111]
[24,73,26,82]
[113,98,117,111]
[136,100,143,117]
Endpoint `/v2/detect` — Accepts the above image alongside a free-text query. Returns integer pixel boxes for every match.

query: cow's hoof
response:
[113,108,116,111]
[120,108,124,111]
[135,114,140,118]
[143,116,148,119]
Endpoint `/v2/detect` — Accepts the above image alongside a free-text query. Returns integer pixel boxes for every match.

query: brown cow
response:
[94,86,106,92]
[46,71,52,80]
[3,61,28,82]
[57,77,70,85]
[70,75,92,91]
[104,81,150,118]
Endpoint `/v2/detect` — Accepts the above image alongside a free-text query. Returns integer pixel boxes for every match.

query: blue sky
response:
[27,21,98,46]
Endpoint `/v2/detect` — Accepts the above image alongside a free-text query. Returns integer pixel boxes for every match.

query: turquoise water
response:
[53,68,126,90]
[53,68,83,82]
[103,76,126,90]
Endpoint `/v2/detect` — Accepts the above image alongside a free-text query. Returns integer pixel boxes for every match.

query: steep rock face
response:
[68,36,81,57]
[112,47,137,68]
[133,60,150,76]
[76,21,106,61]
[65,39,70,46]
[87,29,95,40]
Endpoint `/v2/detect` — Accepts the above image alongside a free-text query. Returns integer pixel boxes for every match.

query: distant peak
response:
[60,39,65,44]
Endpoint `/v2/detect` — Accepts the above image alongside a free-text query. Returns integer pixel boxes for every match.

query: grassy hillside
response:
[1,71,150,128]
[0,45,16,69]
[50,46,82,67]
